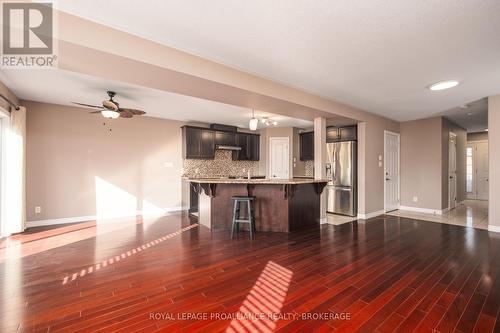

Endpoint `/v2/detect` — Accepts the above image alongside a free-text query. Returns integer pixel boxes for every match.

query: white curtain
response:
[3,106,27,234]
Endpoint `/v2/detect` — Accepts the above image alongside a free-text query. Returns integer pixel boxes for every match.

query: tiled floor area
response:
[326,213,358,225]
[387,200,489,230]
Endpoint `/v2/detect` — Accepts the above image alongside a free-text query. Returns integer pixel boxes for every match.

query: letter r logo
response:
[2,2,53,54]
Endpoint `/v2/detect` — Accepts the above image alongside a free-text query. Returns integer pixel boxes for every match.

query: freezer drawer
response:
[327,186,355,216]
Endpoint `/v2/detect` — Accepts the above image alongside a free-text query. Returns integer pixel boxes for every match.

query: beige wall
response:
[489,95,500,228]
[442,118,467,208]
[25,101,184,222]
[0,81,19,111]
[400,118,443,210]
[358,116,400,214]
[467,131,488,142]
[292,127,308,176]
[400,116,466,211]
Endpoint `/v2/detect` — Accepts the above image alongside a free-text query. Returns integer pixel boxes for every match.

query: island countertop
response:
[185,177,328,185]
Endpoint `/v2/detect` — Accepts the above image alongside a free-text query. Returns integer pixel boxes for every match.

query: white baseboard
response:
[27,206,184,228]
[357,209,385,220]
[398,205,444,215]
[319,217,328,224]
[488,225,500,233]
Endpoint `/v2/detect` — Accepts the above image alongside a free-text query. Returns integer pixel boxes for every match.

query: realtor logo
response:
[1,1,57,68]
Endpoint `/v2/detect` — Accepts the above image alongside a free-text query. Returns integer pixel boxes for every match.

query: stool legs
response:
[248,200,253,240]
[231,198,256,240]
[231,200,238,239]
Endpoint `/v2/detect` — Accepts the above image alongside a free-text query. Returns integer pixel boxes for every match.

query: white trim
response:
[319,217,328,224]
[357,209,385,220]
[488,225,500,233]
[384,130,400,213]
[398,205,444,215]
[26,206,184,228]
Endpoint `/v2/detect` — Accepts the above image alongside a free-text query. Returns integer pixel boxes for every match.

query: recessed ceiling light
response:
[428,80,460,91]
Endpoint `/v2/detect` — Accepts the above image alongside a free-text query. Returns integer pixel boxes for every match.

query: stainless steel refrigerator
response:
[326,141,357,216]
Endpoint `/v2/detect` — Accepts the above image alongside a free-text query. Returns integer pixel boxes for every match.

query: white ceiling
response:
[442,98,488,133]
[0,69,312,129]
[56,0,500,123]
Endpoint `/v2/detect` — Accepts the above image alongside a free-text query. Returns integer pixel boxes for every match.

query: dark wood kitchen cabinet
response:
[326,127,339,143]
[233,133,260,161]
[182,126,215,159]
[339,126,357,141]
[214,131,236,146]
[299,131,314,161]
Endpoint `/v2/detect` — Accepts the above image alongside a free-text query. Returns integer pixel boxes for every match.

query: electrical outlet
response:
[35,206,41,214]
[413,196,418,203]
[378,161,382,167]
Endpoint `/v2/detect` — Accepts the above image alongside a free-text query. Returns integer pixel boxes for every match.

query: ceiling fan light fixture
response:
[101,110,120,119]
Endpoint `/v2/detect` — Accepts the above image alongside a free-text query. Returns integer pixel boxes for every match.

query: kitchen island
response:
[188,178,328,232]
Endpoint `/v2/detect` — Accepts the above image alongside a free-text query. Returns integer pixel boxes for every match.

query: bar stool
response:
[231,196,256,239]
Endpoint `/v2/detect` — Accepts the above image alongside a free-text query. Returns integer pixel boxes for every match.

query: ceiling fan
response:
[72,91,146,119]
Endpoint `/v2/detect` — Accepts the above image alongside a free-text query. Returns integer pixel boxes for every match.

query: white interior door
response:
[269,137,289,179]
[449,134,457,209]
[384,131,400,212]
[476,142,489,200]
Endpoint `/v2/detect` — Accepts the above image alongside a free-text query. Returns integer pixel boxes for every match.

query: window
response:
[466,147,473,193]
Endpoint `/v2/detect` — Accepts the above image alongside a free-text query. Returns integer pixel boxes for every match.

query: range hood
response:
[216,145,241,151]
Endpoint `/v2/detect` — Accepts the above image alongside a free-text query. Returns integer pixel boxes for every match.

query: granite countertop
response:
[185,177,328,185]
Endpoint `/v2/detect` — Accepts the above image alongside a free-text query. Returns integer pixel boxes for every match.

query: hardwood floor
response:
[1,212,500,332]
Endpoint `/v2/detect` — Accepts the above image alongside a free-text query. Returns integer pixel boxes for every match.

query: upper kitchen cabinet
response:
[214,131,235,146]
[299,131,314,161]
[233,133,260,161]
[182,126,215,159]
[339,126,357,141]
[326,127,339,143]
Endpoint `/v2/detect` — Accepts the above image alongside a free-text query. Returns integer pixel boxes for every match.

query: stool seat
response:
[231,196,255,200]
[231,196,256,240]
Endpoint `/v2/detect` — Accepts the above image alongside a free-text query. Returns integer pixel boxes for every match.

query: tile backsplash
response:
[304,160,314,177]
[182,150,259,178]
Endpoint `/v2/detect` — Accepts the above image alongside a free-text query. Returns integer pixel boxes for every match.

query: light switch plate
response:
[35,206,41,214]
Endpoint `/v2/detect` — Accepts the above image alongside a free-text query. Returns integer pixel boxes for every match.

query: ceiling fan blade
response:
[72,102,104,109]
[120,108,146,115]
[102,100,118,111]
[119,109,133,118]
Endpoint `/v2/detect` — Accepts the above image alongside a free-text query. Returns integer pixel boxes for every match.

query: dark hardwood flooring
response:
[1,212,500,332]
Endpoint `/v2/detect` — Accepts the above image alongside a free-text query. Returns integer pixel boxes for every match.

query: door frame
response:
[384,130,400,213]
[448,132,457,210]
[269,137,290,179]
